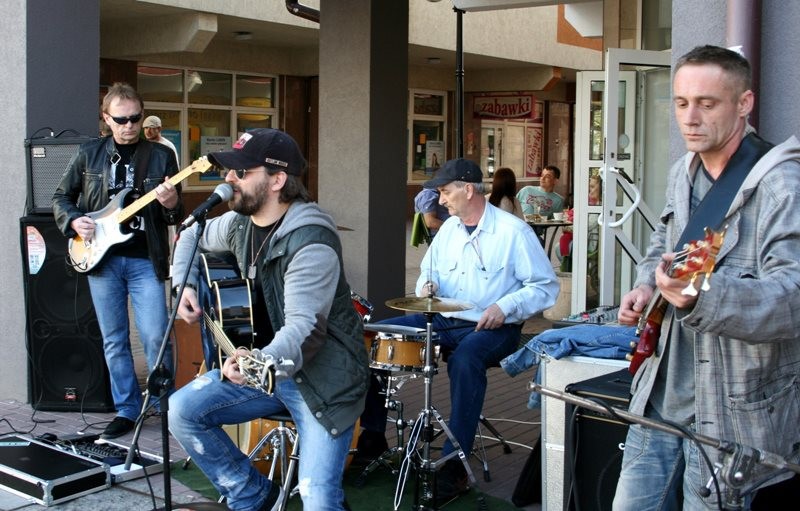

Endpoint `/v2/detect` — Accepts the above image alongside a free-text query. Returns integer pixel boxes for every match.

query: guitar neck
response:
[117,159,210,224]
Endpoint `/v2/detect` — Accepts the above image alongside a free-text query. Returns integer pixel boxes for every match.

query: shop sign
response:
[473,94,535,119]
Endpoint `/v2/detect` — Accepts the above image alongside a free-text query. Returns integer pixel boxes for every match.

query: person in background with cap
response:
[356,158,559,504]
[168,128,369,510]
[143,115,180,167]
[52,82,183,440]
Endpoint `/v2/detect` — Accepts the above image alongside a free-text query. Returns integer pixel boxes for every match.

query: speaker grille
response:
[26,137,95,214]
[20,215,113,412]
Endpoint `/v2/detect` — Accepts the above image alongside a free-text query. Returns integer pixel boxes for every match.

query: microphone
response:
[178,183,233,232]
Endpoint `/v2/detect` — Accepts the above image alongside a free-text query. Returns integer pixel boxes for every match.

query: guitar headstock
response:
[672,226,726,295]
[186,156,213,175]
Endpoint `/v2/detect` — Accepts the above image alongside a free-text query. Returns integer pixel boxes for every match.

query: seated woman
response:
[486,167,525,220]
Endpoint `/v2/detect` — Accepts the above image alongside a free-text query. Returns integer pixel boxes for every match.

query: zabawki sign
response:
[473,94,535,120]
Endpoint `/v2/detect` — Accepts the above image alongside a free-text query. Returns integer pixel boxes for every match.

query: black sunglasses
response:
[219,168,267,180]
[109,113,143,125]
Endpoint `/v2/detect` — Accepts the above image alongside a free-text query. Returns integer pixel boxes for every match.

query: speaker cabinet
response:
[25,136,94,214]
[563,369,632,511]
[20,215,113,412]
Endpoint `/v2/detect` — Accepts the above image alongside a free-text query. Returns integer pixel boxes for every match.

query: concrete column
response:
[318,0,409,320]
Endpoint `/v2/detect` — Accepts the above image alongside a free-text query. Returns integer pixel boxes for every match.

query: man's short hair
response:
[675,45,752,94]
[542,165,561,179]
[102,82,143,113]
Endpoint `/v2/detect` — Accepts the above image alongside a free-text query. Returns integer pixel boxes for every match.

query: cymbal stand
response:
[355,372,418,487]
[395,311,476,510]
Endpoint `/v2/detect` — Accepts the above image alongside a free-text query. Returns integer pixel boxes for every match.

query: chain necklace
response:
[248,216,283,280]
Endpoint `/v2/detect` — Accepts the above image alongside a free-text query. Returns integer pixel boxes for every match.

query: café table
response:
[526,218,572,260]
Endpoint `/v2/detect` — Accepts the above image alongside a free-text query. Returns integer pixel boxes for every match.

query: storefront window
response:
[409,90,447,182]
[187,70,232,106]
[138,66,183,103]
[136,66,277,190]
[236,76,274,108]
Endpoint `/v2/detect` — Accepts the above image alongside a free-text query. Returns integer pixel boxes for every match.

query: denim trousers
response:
[87,255,171,420]
[612,423,750,511]
[362,314,520,457]
[169,371,353,510]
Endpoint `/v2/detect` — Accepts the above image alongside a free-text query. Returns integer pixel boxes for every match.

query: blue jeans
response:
[362,315,520,457]
[169,371,353,510]
[613,423,752,510]
[87,255,171,420]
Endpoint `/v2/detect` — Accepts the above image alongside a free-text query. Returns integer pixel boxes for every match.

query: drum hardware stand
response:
[402,310,477,510]
[355,373,417,487]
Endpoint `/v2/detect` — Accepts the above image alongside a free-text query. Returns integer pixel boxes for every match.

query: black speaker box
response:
[25,136,94,214]
[20,215,113,412]
[563,369,632,511]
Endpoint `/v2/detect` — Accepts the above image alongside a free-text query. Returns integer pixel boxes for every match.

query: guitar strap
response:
[132,140,153,193]
[675,132,773,249]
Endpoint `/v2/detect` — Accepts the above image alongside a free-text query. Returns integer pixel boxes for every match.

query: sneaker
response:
[100,416,135,439]
[258,483,285,511]
[351,430,389,466]
[435,459,470,505]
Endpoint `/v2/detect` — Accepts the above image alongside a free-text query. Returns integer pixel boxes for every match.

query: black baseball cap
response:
[423,158,484,189]
[208,128,307,175]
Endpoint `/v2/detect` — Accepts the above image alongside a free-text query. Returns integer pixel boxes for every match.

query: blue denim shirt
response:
[500,324,637,408]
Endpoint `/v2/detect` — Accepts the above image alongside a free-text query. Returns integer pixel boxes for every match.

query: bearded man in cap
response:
[357,158,559,504]
[169,128,369,510]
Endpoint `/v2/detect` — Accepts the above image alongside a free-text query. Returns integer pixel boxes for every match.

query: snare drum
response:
[369,332,439,372]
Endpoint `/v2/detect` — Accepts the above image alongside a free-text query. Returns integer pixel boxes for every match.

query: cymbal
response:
[385,296,474,313]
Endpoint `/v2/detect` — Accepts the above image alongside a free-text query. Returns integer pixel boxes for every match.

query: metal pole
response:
[455,8,464,158]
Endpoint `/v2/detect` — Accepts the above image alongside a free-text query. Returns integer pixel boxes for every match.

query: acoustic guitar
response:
[627,227,726,375]
[68,157,213,273]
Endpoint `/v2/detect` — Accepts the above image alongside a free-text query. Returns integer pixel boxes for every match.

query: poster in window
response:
[525,126,543,177]
[184,136,231,190]
[425,140,444,173]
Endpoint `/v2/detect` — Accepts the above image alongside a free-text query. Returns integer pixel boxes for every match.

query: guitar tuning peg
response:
[682,275,699,296]
[701,273,712,291]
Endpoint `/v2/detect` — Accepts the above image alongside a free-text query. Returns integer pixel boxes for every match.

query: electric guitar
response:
[627,227,726,375]
[202,276,274,394]
[68,157,213,273]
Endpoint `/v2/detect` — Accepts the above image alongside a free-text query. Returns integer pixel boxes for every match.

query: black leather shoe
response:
[100,417,135,439]
[435,459,470,505]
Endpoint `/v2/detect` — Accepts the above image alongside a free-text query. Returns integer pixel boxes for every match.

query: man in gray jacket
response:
[169,128,369,510]
[615,45,800,510]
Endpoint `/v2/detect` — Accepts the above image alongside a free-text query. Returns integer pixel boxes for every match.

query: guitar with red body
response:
[627,227,726,375]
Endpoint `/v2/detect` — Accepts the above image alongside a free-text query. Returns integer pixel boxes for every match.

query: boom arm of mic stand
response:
[530,382,800,478]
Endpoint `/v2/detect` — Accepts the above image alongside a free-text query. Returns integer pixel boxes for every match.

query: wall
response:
[0,0,30,402]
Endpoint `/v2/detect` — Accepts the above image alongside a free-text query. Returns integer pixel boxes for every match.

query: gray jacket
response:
[173,202,369,437]
[631,135,800,493]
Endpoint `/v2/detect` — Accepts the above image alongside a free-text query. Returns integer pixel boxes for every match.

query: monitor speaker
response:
[25,135,94,214]
[564,369,632,511]
[20,215,113,412]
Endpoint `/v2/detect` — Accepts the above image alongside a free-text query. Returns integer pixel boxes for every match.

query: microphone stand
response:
[531,382,800,510]
[123,216,207,511]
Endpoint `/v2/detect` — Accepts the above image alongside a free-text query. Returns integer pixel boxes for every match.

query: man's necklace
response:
[248,216,283,280]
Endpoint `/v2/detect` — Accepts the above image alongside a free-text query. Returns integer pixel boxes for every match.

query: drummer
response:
[356,158,559,503]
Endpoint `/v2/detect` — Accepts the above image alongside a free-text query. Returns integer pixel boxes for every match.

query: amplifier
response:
[25,135,95,214]
[0,434,109,506]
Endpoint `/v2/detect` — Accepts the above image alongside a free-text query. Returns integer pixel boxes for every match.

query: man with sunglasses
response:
[168,128,369,510]
[52,82,183,440]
